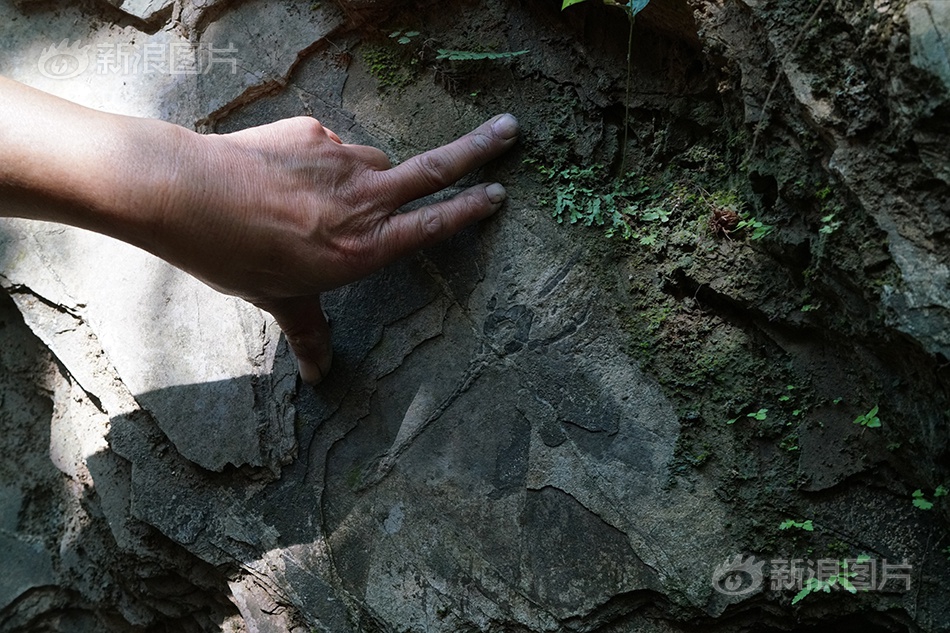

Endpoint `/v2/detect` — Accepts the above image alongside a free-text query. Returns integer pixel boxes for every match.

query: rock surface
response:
[1,0,949,632]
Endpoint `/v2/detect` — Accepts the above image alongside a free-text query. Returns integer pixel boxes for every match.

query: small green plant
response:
[913,486,948,510]
[736,215,774,240]
[819,212,842,235]
[435,49,529,61]
[912,489,933,510]
[815,185,843,235]
[780,434,800,451]
[362,46,419,89]
[561,0,650,14]
[801,303,819,312]
[853,405,881,428]
[728,408,768,424]
[388,29,420,45]
[561,0,650,172]
[780,519,814,532]
[792,555,870,605]
[543,164,633,238]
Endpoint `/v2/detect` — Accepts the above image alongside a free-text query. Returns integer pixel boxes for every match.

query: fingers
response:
[379,182,507,259]
[375,113,519,208]
[259,295,332,385]
[344,143,393,171]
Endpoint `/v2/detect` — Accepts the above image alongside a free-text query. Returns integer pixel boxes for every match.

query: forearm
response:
[0,76,190,252]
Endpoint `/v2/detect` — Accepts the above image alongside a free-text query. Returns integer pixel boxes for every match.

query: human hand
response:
[153,113,519,384]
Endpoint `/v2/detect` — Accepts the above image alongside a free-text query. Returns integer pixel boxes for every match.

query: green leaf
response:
[791,586,811,605]
[913,496,934,511]
[397,36,412,44]
[935,485,948,497]
[435,49,529,61]
[561,0,587,9]
[779,519,813,531]
[629,0,650,15]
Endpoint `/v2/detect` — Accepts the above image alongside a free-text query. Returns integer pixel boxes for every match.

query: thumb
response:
[259,294,332,385]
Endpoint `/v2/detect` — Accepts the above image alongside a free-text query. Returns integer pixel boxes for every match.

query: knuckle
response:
[418,152,448,185]
[294,117,329,141]
[419,207,444,240]
[333,229,378,274]
[470,131,491,153]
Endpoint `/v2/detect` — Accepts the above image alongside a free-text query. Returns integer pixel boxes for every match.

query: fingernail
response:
[486,183,507,204]
[298,358,323,385]
[491,113,519,140]
[299,351,332,385]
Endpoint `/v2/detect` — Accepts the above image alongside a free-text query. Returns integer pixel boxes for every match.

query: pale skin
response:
[0,76,519,383]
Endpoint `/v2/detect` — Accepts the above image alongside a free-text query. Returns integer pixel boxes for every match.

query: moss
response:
[361,45,419,89]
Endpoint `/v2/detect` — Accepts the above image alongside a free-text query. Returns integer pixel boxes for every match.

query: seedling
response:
[779,519,814,532]
[819,212,842,235]
[780,434,800,451]
[853,405,881,428]
[561,0,650,16]
[388,29,420,45]
[913,489,933,510]
[913,485,947,510]
[748,408,768,421]
[792,555,871,604]
[435,49,529,61]
[561,0,650,172]
[736,215,774,240]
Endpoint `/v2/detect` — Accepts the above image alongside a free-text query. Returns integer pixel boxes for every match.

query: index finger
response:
[375,113,519,208]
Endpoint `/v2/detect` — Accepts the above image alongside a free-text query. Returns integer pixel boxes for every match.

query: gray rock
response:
[116,0,175,22]
[906,0,950,93]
